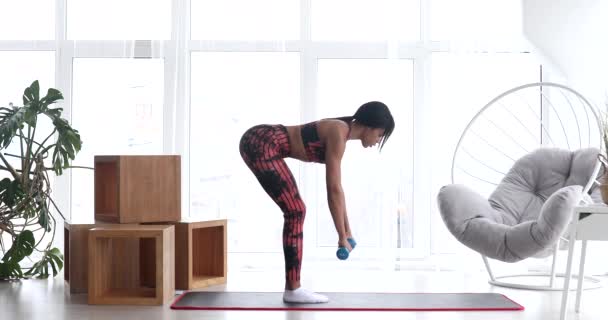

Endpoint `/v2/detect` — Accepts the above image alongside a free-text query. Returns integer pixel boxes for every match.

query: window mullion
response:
[299,0,321,255]
[172,0,190,218]
[0,41,56,50]
[54,0,73,222]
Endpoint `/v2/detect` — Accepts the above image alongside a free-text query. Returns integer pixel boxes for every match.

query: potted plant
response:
[0,80,82,280]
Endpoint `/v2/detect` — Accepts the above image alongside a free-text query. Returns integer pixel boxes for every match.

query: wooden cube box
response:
[64,221,138,294]
[94,155,181,223]
[174,219,227,290]
[88,225,175,305]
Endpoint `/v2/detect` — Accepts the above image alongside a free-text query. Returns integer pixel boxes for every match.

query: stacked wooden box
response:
[63,155,227,305]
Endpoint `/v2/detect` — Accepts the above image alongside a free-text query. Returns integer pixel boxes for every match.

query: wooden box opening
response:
[93,237,157,299]
[192,226,224,284]
[94,160,119,219]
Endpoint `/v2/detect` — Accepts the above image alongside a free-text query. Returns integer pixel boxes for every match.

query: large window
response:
[191,0,300,40]
[190,52,300,252]
[0,1,55,40]
[71,59,165,216]
[187,1,423,261]
[67,0,171,40]
[0,1,547,270]
[315,59,414,251]
[0,52,55,102]
[0,51,55,182]
[430,0,523,41]
[311,0,420,41]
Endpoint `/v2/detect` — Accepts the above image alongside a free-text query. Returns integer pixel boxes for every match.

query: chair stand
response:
[482,255,602,291]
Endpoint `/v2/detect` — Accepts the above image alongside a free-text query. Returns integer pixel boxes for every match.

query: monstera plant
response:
[0,80,82,279]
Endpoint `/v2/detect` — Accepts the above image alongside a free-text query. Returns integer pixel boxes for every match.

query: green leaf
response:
[23,105,38,127]
[47,115,82,175]
[0,105,27,148]
[0,261,23,279]
[40,88,63,107]
[0,178,24,207]
[3,230,35,264]
[38,209,49,231]
[49,248,64,271]
[48,257,57,276]
[23,261,39,277]
[23,247,64,278]
[22,80,40,106]
[0,262,9,278]
[44,107,62,118]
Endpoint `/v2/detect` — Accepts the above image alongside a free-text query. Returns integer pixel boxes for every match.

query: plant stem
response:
[0,235,5,253]
[22,123,37,190]
[50,165,94,170]
[47,213,56,250]
[0,223,14,236]
[21,216,29,233]
[18,128,25,179]
[47,197,66,221]
[33,228,48,251]
[33,128,55,160]
[0,153,20,181]
[3,152,35,160]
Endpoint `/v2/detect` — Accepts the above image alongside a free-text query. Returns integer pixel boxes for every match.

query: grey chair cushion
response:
[438,148,598,262]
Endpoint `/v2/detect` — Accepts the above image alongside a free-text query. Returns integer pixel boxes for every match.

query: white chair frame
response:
[451,82,603,291]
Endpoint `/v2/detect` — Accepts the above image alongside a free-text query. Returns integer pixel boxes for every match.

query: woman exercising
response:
[239,101,395,303]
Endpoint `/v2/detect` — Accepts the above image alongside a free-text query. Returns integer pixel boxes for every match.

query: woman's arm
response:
[325,123,351,248]
[344,209,352,238]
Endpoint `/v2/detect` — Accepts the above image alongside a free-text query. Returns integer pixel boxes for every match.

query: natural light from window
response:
[70,58,164,219]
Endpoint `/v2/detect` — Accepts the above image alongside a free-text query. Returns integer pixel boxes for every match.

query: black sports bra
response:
[300,119,351,163]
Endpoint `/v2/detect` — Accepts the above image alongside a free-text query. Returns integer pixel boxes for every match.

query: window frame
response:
[0,0,542,268]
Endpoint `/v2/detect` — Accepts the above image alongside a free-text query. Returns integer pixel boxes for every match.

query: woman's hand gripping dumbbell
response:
[336,237,357,260]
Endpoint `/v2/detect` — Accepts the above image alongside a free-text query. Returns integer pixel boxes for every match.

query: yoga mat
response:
[171,292,524,311]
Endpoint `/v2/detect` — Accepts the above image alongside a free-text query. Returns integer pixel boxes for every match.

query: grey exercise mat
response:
[171,292,524,311]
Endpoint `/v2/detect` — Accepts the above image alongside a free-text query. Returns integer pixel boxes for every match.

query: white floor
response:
[1,268,606,320]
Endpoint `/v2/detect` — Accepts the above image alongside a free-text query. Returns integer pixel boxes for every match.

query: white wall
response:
[523,0,608,104]
[524,0,608,274]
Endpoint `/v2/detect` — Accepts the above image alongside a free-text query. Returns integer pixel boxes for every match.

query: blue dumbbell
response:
[336,238,357,260]
[336,246,349,260]
[347,238,357,249]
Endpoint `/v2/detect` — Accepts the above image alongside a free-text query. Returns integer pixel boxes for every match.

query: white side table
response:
[560,203,608,320]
